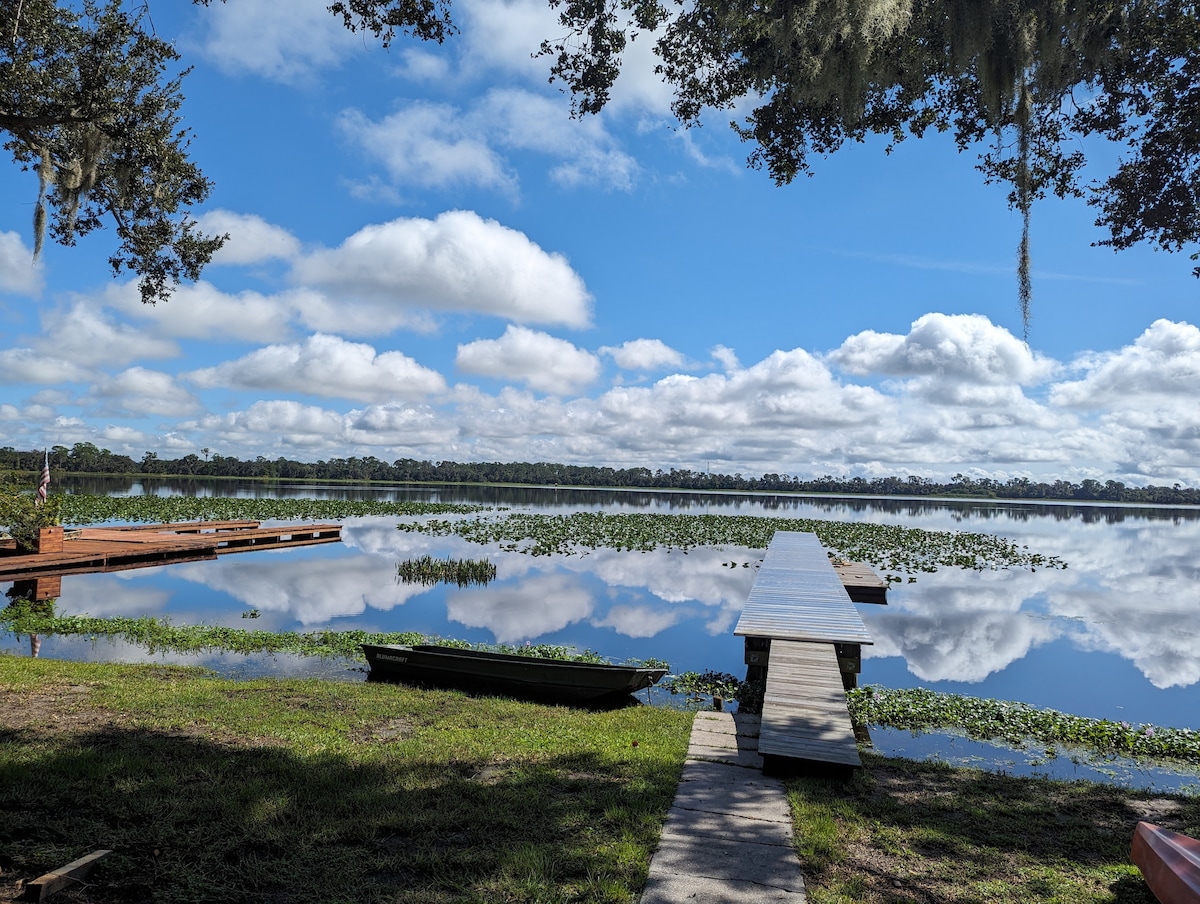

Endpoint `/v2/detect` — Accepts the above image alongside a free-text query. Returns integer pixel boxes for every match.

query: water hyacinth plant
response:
[0,609,614,665]
[398,511,1066,577]
[51,495,484,525]
[661,670,743,702]
[848,685,1200,765]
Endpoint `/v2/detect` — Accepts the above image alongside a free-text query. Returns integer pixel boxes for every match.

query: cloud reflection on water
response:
[446,573,594,643]
[7,491,1199,711]
[172,552,417,625]
[862,513,1200,690]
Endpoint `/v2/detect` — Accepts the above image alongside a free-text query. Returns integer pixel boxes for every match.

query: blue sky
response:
[2,0,1198,484]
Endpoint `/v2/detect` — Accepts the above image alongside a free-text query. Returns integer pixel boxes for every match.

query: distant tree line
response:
[2,443,1198,505]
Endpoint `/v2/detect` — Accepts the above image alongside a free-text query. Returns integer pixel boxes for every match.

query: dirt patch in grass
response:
[2,683,116,733]
[352,717,415,743]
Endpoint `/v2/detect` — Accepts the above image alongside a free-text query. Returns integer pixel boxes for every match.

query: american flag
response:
[36,451,49,505]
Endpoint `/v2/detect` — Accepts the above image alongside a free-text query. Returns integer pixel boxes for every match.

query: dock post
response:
[35,526,64,554]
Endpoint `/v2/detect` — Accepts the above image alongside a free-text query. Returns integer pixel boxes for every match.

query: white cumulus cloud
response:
[190,400,348,448]
[831,312,1058,386]
[103,280,296,343]
[338,104,516,193]
[90,367,200,416]
[0,348,92,385]
[0,231,41,295]
[340,88,636,194]
[456,326,601,394]
[1051,319,1200,408]
[193,0,363,81]
[194,210,302,265]
[186,333,446,403]
[291,211,592,327]
[35,304,178,367]
[600,338,686,371]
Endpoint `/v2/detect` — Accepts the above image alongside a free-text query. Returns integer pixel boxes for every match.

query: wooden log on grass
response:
[25,850,111,901]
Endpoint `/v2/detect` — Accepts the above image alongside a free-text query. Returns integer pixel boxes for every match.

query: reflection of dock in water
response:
[736,532,882,771]
[1,521,343,596]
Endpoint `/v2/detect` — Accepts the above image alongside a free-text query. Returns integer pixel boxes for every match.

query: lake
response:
[5,479,1199,789]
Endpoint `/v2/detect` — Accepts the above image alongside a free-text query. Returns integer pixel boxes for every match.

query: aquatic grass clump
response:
[54,494,484,526]
[398,554,498,586]
[848,685,1200,764]
[398,511,1066,576]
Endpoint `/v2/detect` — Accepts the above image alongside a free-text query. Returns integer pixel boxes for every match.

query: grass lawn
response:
[0,655,693,903]
[6,655,1200,904]
[787,752,1200,904]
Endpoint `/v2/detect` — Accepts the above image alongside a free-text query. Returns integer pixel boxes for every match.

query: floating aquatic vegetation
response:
[847,685,1200,765]
[54,495,484,526]
[398,511,1065,576]
[0,611,615,664]
[397,555,498,587]
[0,613,425,658]
[662,670,742,700]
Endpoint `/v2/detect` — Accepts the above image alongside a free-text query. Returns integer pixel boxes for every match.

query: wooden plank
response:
[77,528,214,546]
[832,561,889,604]
[758,641,860,767]
[212,524,341,548]
[27,849,111,901]
[215,534,342,556]
[110,520,260,533]
[735,532,873,645]
[210,524,341,540]
[1,552,221,582]
[0,523,342,582]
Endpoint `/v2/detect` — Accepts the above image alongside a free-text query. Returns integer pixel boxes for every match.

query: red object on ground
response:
[1132,821,1200,904]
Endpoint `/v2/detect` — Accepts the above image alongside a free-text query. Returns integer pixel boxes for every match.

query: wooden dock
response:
[758,641,862,766]
[735,531,876,770]
[832,559,889,604]
[0,521,342,589]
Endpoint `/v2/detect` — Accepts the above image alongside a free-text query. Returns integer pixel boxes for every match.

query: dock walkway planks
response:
[736,531,871,769]
[758,641,860,767]
[735,532,872,646]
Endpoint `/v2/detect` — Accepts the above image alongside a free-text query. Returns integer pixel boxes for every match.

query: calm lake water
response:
[5,480,1199,789]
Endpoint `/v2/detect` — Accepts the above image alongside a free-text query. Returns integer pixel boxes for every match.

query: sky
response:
[1,0,1198,485]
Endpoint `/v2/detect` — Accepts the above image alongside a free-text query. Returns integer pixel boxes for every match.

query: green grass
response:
[787,753,1200,903]
[0,656,692,903]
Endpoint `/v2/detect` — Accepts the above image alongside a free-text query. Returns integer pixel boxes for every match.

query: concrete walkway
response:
[639,711,808,903]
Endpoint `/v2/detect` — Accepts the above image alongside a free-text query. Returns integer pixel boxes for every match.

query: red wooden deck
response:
[0,520,343,586]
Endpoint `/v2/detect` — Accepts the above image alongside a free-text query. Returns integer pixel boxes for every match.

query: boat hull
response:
[362,644,667,703]
[1132,821,1200,904]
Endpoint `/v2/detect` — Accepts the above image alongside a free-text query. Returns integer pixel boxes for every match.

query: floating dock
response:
[0,521,342,593]
[735,531,877,771]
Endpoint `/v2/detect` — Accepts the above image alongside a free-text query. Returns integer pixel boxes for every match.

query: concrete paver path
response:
[639,711,807,903]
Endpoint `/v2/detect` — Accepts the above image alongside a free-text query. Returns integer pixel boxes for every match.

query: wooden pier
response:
[735,531,879,771]
[0,521,342,593]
